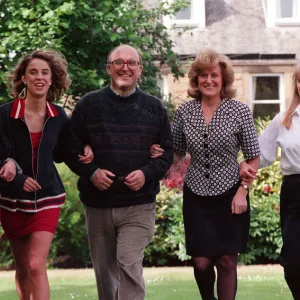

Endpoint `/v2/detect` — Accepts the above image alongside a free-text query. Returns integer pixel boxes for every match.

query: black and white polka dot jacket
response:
[172,98,260,196]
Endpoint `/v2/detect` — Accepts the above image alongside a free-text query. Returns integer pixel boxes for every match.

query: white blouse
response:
[259,106,300,175]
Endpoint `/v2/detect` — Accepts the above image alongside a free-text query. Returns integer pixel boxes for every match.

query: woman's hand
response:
[240,160,257,184]
[0,160,16,182]
[149,144,164,158]
[23,177,41,192]
[78,145,94,164]
[231,187,248,214]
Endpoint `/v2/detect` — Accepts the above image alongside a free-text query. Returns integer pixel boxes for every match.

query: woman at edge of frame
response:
[0,49,94,300]
[240,62,300,300]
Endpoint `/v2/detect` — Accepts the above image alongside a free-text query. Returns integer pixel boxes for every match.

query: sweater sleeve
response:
[140,108,173,182]
[55,109,99,179]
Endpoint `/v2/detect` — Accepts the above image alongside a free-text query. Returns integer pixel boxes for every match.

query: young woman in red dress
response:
[0,49,94,300]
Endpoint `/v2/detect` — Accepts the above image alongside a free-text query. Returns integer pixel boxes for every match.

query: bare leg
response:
[9,235,32,300]
[215,254,237,300]
[10,231,54,300]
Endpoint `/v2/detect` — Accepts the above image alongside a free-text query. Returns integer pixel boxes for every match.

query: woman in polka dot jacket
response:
[240,62,300,299]
[151,49,260,300]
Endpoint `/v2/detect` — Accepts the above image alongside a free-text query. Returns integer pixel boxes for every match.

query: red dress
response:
[0,131,60,240]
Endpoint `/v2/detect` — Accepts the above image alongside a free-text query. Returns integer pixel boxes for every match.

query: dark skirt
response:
[280,174,300,269]
[183,182,250,257]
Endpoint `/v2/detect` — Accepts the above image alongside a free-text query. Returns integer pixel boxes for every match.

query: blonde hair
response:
[187,49,236,100]
[282,63,300,129]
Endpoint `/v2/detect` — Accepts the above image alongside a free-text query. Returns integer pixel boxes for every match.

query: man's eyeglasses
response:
[107,59,140,70]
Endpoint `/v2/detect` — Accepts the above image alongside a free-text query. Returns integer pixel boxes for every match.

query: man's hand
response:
[24,177,41,192]
[231,187,248,214]
[91,169,115,191]
[125,170,145,191]
[0,160,16,182]
[78,145,94,164]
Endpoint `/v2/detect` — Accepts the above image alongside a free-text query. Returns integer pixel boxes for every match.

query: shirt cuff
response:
[5,158,23,174]
[90,168,100,181]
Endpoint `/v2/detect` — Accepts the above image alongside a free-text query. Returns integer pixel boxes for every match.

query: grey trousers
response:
[84,202,156,300]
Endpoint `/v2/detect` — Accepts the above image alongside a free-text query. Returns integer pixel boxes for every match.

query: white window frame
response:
[266,0,300,27]
[158,75,169,100]
[249,74,285,116]
[164,0,205,28]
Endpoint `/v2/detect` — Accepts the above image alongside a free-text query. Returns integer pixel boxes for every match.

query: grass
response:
[0,265,291,300]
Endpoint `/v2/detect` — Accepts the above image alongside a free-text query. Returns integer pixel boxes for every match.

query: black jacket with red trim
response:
[0,99,98,213]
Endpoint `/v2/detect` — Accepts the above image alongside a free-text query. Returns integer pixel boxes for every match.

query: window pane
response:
[175,5,191,19]
[253,104,280,119]
[278,0,293,18]
[253,76,279,100]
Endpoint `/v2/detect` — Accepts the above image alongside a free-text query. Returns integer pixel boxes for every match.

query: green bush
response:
[48,164,91,268]
[240,194,281,264]
[253,117,282,196]
[144,185,188,266]
[0,231,13,269]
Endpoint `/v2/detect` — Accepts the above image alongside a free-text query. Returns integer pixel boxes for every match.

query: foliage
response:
[161,156,190,190]
[252,117,283,196]
[0,229,13,269]
[240,194,281,264]
[252,160,282,196]
[48,163,91,268]
[144,185,188,265]
[161,94,177,122]
[0,0,188,104]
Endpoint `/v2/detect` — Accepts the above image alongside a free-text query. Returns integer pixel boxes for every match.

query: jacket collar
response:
[10,98,59,119]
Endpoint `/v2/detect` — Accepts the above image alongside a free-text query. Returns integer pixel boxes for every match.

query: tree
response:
[0,0,189,104]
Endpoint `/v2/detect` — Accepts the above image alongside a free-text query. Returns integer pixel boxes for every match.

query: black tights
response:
[284,267,300,299]
[193,255,238,300]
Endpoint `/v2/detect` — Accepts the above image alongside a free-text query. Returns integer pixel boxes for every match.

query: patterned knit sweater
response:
[69,85,173,208]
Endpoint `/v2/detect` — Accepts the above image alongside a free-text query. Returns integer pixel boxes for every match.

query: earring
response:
[18,82,27,99]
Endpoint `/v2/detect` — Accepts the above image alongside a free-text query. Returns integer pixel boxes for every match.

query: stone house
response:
[146,0,300,118]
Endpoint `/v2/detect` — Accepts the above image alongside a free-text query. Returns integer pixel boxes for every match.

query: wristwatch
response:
[240,184,249,191]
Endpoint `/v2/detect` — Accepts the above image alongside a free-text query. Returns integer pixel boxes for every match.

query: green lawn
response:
[0,265,291,299]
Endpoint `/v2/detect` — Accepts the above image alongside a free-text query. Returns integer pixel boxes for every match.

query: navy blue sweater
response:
[70,86,173,208]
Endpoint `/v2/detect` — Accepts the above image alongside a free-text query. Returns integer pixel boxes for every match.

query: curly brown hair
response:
[187,49,236,100]
[7,49,71,102]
